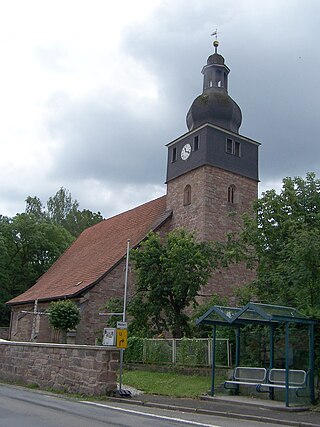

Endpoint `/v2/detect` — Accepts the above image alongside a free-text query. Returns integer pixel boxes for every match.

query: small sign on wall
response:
[102,328,116,346]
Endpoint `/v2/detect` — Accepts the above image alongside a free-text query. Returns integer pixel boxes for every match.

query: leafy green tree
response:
[63,208,103,238]
[0,213,74,325]
[46,187,103,237]
[47,299,81,343]
[0,188,102,326]
[25,196,46,219]
[129,229,216,338]
[237,172,320,314]
[47,187,79,225]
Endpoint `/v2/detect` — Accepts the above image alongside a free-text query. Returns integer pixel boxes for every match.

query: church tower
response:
[165,39,259,297]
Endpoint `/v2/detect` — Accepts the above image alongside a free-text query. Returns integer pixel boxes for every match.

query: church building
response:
[7,40,260,344]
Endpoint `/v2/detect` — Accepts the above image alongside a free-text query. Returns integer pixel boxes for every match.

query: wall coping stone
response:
[0,341,118,352]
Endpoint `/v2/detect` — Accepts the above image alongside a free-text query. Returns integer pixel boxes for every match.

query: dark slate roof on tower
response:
[7,196,171,305]
[186,39,242,133]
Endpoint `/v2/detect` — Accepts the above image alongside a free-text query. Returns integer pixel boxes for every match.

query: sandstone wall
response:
[0,341,119,395]
[166,165,257,300]
[0,327,9,340]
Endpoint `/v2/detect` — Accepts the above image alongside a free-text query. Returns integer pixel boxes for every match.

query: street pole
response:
[119,239,130,392]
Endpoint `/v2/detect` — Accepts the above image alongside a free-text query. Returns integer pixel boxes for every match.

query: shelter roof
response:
[8,195,171,305]
[196,302,317,326]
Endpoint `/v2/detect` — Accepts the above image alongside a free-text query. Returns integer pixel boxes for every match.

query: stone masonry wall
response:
[166,165,257,300]
[0,341,119,395]
[76,219,172,345]
[9,261,132,345]
[77,260,131,345]
[9,218,173,345]
[0,327,9,340]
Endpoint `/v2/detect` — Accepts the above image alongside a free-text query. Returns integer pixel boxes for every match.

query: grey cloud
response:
[38,0,320,220]
[46,93,171,186]
[120,0,320,187]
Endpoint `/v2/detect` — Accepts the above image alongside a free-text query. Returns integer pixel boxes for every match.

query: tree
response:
[0,213,74,325]
[237,172,320,315]
[25,196,46,220]
[0,188,103,326]
[129,229,215,338]
[45,187,103,237]
[63,208,104,238]
[47,187,79,225]
[47,299,81,343]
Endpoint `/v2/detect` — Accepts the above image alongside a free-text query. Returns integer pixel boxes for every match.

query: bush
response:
[124,336,144,363]
[47,300,80,332]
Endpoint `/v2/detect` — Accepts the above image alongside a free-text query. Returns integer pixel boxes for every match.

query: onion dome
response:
[186,40,242,133]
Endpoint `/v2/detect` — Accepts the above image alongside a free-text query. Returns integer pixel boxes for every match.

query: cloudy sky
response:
[0,0,319,218]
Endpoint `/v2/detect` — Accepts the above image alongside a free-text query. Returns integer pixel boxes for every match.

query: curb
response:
[104,396,320,427]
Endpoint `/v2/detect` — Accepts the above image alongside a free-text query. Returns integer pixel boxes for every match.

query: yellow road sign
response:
[116,329,128,348]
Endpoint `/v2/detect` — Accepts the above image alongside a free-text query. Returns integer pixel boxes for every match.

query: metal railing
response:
[140,338,231,367]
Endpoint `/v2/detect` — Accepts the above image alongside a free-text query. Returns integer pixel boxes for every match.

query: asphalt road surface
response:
[0,384,282,427]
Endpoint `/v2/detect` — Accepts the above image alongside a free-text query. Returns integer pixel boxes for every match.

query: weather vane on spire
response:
[211,29,220,53]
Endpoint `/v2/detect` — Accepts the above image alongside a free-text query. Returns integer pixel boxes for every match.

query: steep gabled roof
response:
[8,196,171,305]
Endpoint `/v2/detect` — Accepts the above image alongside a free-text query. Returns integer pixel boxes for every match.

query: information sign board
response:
[102,328,116,346]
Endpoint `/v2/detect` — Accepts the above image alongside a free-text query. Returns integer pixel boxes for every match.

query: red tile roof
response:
[8,196,171,305]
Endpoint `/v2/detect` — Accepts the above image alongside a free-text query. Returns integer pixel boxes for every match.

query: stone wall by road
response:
[0,327,9,339]
[0,341,119,395]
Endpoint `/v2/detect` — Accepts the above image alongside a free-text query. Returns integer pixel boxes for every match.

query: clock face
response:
[181,143,192,160]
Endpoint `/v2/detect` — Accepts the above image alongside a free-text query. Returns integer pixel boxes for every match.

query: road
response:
[0,384,282,427]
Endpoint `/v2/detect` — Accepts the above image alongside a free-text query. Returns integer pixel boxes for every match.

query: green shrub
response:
[124,336,144,363]
[47,300,80,332]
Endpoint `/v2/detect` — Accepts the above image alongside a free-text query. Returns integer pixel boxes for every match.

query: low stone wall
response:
[0,341,119,395]
[0,327,9,340]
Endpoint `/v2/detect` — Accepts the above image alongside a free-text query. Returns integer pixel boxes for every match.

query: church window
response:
[226,138,241,157]
[183,185,191,206]
[193,135,199,151]
[228,185,236,204]
[226,138,233,154]
[224,73,228,89]
[172,147,177,162]
[234,141,241,157]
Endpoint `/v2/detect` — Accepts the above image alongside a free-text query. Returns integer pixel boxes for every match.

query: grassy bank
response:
[122,369,225,398]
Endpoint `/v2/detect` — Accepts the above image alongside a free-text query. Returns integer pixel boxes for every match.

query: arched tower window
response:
[228,185,236,204]
[184,185,191,206]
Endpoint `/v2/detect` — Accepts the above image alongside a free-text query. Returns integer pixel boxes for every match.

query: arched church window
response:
[184,185,191,206]
[228,185,236,204]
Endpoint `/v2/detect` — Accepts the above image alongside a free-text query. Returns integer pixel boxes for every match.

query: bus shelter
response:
[196,302,317,406]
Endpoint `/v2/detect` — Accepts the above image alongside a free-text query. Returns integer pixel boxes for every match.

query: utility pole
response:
[99,239,131,397]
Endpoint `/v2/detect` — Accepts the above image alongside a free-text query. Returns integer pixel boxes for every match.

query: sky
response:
[0,0,319,219]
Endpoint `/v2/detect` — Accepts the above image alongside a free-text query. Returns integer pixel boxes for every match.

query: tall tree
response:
[46,187,103,237]
[0,188,103,325]
[47,187,79,226]
[25,196,46,220]
[0,213,74,325]
[129,229,215,338]
[237,172,320,315]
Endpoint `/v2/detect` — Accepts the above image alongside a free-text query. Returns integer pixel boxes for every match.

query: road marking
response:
[81,401,222,427]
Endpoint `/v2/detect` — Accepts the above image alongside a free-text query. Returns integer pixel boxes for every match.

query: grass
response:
[0,370,226,400]
[121,369,225,398]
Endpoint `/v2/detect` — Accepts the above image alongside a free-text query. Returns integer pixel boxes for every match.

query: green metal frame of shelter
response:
[196,302,317,407]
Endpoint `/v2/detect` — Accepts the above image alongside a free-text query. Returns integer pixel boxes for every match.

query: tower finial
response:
[211,29,219,53]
